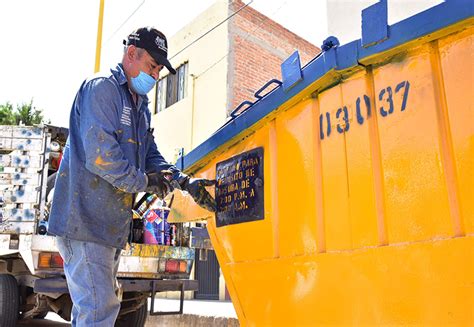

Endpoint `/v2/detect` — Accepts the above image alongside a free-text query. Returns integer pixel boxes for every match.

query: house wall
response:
[150,0,230,161]
[228,0,320,112]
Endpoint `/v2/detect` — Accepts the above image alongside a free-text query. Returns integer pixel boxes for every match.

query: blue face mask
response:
[130,70,156,95]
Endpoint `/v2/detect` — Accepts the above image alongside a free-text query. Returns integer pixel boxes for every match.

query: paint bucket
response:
[143,207,171,245]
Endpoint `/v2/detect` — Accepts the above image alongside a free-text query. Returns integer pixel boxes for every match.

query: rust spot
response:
[95,156,113,167]
[105,151,113,157]
[60,172,67,177]
[96,148,100,154]
[117,129,123,134]
[127,138,138,144]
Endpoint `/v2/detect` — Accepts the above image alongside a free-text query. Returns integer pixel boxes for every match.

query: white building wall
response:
[150,0,230,162]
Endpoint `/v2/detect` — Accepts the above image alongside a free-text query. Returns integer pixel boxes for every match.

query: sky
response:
[0,0,328,127]
[0,0,441,128]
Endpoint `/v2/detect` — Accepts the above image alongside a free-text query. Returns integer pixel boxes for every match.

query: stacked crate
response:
[0,126,47,234]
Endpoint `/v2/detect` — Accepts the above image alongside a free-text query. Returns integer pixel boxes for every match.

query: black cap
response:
[124,27,176,74]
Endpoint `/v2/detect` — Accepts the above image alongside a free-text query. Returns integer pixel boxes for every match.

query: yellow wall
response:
[150,0,230,162]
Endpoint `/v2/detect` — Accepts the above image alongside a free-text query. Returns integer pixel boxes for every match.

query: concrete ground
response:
[20,298,238,326]
[146,314,239,327]
[146,298,239,327]
[150,298,237,318]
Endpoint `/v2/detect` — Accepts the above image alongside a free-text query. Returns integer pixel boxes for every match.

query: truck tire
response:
[115,304,147,327]
[56,294,73,321]
[0,274,19,327]
[115,292,148,327]
[33,311,48,319]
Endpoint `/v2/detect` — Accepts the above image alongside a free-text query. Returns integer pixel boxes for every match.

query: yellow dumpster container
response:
[176,1,473,325]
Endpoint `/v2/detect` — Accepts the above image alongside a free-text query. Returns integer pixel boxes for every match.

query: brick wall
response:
[227,0,320,113]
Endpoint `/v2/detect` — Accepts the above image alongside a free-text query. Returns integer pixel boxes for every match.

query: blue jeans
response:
[56,237,122,327]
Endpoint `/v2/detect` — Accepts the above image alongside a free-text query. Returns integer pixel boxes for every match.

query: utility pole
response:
[94,0,105,73]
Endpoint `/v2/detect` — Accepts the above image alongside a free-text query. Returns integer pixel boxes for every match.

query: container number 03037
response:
[319,80,410,140]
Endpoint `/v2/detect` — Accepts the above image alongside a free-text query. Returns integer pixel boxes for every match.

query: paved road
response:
[15,298,236,326]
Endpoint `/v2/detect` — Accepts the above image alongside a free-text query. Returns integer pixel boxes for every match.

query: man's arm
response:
[80,78,147,193]
[145,136,187,182]
[145,132,216,212]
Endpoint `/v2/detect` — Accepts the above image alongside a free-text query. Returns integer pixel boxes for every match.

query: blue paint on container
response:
[281,51,303,92]
[362,0,388,47]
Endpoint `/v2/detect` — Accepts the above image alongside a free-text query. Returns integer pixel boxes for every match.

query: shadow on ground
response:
[17,319,70,326]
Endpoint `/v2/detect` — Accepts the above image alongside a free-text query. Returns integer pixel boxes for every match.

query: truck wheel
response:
[115,304,147,327]
[56,294,73,321]
[115,292,148,327]
[0,274,19,327]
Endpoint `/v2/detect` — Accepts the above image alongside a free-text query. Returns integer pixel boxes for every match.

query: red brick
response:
[227,0,320,112]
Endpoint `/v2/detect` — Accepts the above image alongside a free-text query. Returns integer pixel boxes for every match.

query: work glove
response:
[146,170,174,199]
[179,176,217,212]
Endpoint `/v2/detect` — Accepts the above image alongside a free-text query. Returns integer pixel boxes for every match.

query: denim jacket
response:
[48,64,183,249]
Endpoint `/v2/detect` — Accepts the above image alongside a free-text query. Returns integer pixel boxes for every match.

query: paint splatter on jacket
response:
[48,64,184,248]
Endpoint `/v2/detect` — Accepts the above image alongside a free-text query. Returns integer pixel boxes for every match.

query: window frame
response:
[154,62,189,114]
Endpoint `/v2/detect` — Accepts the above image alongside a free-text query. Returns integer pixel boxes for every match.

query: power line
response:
[105,0,146,44]
[195,0,289,79]
[169,0,254,60]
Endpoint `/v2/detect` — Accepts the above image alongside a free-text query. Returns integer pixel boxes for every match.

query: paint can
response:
[143,207,171,245]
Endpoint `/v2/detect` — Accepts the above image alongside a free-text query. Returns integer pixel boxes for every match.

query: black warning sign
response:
[215,147,264,227]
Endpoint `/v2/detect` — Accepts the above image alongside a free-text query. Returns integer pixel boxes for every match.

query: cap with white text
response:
[124,27,176,74]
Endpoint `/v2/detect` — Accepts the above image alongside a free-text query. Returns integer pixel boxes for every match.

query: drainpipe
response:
[190,73,197,149]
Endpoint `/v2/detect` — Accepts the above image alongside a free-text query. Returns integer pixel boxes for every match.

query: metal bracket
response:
[230,100,254,118]
[281,51,303,92]
[254,79,282,100]
[361,0,388,47]
[150,281,185,316]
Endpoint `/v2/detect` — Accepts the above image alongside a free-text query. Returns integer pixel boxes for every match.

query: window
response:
[155,78,166,113]
[177,63,187,101]
[155,62,188,113]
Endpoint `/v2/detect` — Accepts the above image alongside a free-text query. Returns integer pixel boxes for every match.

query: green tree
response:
[0,100,47,125]
[14,100,44,125]
[0,102,16,125]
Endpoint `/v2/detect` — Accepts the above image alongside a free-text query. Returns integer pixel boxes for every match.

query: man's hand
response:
[146,171,174,199]
[181,177,217,212]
